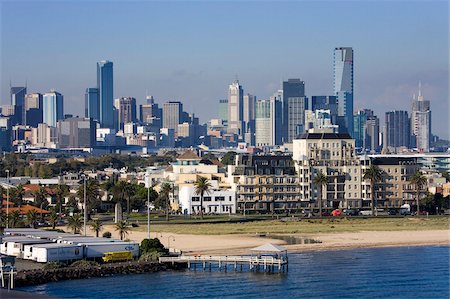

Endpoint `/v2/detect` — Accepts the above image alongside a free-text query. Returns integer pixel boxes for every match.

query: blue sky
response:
[1,0,449,138]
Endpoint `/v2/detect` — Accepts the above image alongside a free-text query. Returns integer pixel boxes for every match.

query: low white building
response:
[178,182,236,215]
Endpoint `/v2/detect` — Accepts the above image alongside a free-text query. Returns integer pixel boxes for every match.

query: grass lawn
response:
[132,216,450,235]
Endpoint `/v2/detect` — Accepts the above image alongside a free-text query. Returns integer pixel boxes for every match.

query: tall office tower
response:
[384,110,410,149]
[85,88,99,122]
[411,82,431,152]
[140,96,162,125]
[0,117,12,152]
[227,80,244,136]
[11,86,27,125]
[43,91,64,127]
[353,109,374,148]
[365,115,380,152]
[114,97,137,129]
[255,96,282,147]
[97,60,114,128]
[24,93,43,127]
[310,96,339,124]
[333,47,354,136]
[243,94,256,145]
[218,99,228,124]
[163,101,183,134]
[57,117,96,148]
[282,79,307,143]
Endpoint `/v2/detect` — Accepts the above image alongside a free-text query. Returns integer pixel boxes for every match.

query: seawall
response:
[15,261,186,288]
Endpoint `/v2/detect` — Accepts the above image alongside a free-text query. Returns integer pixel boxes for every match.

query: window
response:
[192,197,200,202]
[204,197,212,201]
[215,196,225,201]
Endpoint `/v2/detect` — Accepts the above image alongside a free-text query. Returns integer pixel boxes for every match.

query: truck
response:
[24,243,83,263]
[83,242,139,259]
[102,251,133,262]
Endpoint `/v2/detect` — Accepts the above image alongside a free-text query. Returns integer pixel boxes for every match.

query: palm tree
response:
[111,181,128,217]
[363,164,383,216]
[67,214,83,234]
[159,182,173,221]
[313,171,328,218]
[26,210,38,228]
[33,185,48,209]
[194,176,212,220]
[55,184,69,214]
[411,171,427,216]
[115,220,129,240]
[77,179,100,220]
[9,210,21,228]
[90,219,103,237]
[48,210,59,229]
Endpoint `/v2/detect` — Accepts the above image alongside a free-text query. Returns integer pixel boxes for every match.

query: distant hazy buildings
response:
[57,117,96,148]
[333,47,354,136]
[85,88,99,122]
[282,79,306,143]
[24,93,43,127]
[43,91,64,127]
[227,80,244,136]
[243,94,256,145]
[97,60,114,129]
[365,115,380,152]
[0,117,11,152]
[114,97,137,129]
[10,86,27,125]
[218,99,228,124]
[163,101,183,134]
[411,82,431,152]
[384,110,410,149]
[140,96,162,126]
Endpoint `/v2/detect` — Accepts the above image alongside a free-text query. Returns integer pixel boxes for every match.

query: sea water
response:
[21,246,450,298]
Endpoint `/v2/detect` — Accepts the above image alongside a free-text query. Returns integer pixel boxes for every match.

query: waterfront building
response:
[10,86,27,125]
[24,93,43,127]
[293,132,361,209]
[384,110,410,150]
[411,82,431,152]
[333,47,354,135]
[43,91,64,127]
[85,88,99,122]
[229,154,301,213]
[56,117,96,148]
[282,79,306,143]
[227,80,244,137]
[97,60,114,129]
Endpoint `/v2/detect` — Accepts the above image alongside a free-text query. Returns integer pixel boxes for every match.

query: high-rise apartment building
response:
[114,97,137,129]
[24,93,43,127]
[333,47,354,136]
[353,109,374,149]
[11,86,27,125]
[411,82,431,152]
[85,88,99,122]
[43,91,64,127]
[163,101,183,134]
[227,80,244,136]
[282,79,306,143]
[97,60,114,128]
[384,110,410,149]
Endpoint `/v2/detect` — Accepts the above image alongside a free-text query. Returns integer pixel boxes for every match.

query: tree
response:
[313,171,328,218]
[221,151,237,166]
[115,221,129,240]
[90,219,103,237]
[8,210,21,228]
[67,214,83,234]
[77,179,100,219]
[26,210,38,228]
[194,176,212,219]
[66,195,79,213]
[55,184,69,214]
[111,181,128,210]
[33,185,48,209]
[10,185,25,207]
[363,164,383,216]
[159,183,173,221]
[48,210,59,229]
[411,171,427,216]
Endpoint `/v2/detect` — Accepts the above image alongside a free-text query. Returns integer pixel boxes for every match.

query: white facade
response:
[178,183,236,215]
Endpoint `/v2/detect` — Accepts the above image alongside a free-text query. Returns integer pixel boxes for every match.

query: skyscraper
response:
[243,94,256,145]
[24,93,43,127]
[114,97,137,129]
[282,79,306,143]
[353,109,374,148]
[85,88,99,122]
[11,86,27,125]
[97,60,114,129]
[411,82,431,152]
[384,110,410,149]
[163,101,183,134]
[140,96,162,127]
[57,117,96,148]
[43,91,64,127]
[255,96,282,147]
[333,47,354,136]
[218,99,228,124]
[365,115,380,152]
[227,80,244,136]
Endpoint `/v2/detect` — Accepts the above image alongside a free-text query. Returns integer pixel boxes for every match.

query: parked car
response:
[359,210,372,216]
[376,209,389,216]
[388,209,397,216]
[343,209,359,216]
[321,211,331,217]
[331,209,342,217]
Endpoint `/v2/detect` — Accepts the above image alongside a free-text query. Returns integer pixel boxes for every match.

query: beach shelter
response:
[250,243,287,259]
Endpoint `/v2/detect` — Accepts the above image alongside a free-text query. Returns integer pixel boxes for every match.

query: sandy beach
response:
[91,225,450,255]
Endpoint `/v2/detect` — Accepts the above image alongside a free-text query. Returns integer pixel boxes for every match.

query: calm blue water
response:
[21,246,449,298]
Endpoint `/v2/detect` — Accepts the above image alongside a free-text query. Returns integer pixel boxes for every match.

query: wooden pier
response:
[159,255,288,273]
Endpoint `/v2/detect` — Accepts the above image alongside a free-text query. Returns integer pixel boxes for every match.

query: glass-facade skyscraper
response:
[282,79,307,143]
[85,88,99,122]
[333,47,354,136]
[97,60,114,129]
[11,86,27,125]
[43,91,64,127]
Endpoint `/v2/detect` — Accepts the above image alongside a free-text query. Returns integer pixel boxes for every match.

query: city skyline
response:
[1,1,448,138]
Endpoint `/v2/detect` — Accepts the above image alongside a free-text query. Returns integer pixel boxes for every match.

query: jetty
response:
[159,243,288,273]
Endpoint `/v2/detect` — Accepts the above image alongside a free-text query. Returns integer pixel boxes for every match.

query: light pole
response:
[145,173,150,240]
[82,174,87,236]
[5,170,9,229]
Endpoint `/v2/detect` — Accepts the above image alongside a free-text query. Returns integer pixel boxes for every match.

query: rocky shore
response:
[15,261,185,288]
